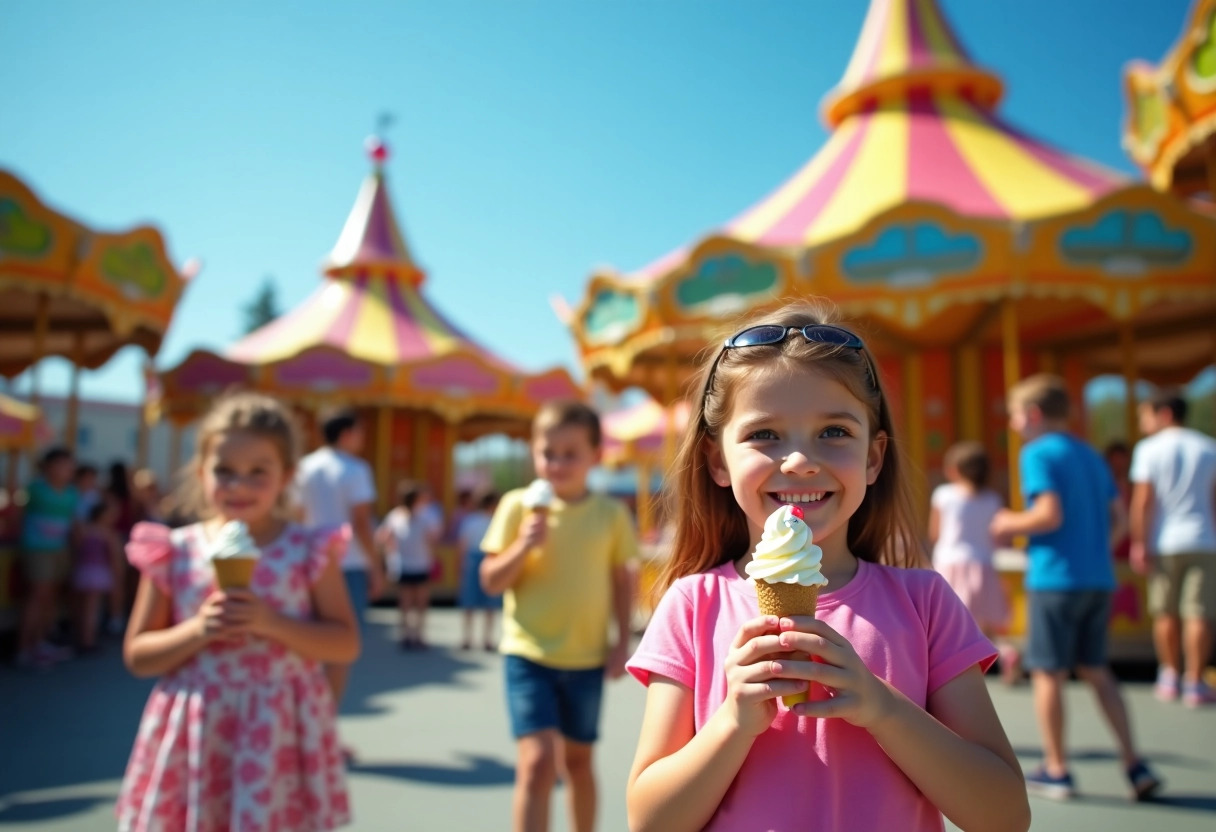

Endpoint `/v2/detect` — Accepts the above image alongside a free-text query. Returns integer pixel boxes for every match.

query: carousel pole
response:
[1120,323,1139,443]
[956,344,983,441]
[65,330,85,452]
[635,459,654,538]
[27,293,50,467]
[902,352,927,518]
[441,418,457,518]
[169,423,183,476]
[1001,299,1023,509]
[377,405,392,515]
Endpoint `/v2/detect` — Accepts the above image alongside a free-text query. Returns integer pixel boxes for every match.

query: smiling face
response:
[531,424,601,502]
[705,362,886,560]
[200,429,291,527]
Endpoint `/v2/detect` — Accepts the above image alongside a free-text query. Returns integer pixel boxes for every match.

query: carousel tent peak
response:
[321,137,425,286]
[823,0,1003,127]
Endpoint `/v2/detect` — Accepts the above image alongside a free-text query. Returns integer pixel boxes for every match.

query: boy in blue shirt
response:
[991,374,1159,802]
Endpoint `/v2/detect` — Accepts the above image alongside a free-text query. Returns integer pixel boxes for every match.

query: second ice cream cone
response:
[213,557,257,589]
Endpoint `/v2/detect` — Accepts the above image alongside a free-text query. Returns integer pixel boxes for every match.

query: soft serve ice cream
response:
[521,478,555,511]
[745,505,827,705]
[744,505,828,589]
[209,520,261,589]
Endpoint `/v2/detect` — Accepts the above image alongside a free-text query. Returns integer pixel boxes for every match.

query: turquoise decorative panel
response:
[1059,210,1191,271]
[584,288,640,343]
[674,254,779,313]
[841,222,981,285]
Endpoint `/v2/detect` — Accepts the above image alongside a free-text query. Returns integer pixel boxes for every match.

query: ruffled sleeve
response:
[126,522,175,594]
[306,524,349,585]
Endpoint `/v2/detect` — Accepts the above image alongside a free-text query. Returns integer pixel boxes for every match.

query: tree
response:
[241,277,280,335]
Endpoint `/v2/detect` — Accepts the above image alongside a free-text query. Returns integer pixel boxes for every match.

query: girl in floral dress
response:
[117,393,360,832]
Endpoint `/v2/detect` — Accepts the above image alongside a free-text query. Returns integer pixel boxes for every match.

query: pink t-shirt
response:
[627,559,996,832]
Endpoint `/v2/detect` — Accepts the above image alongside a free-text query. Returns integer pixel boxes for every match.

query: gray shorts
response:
[1024,590,1111,673]
[1148,553,1216,620]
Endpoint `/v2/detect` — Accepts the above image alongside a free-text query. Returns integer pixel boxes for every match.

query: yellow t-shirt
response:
[481,488,638,669]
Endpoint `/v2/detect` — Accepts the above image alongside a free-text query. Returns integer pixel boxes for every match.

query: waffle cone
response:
[755,580,820,706]
[213,557,258,589]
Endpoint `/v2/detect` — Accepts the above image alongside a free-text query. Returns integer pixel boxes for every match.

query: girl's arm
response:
[627,616,804,832]
[124,577,226,678]
[222,546,359,664]
[927,504,941,546]
[777,618,1030,832]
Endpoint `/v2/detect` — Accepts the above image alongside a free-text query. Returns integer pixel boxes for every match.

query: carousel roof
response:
[229,139,512,370]
[628,0,1127,281]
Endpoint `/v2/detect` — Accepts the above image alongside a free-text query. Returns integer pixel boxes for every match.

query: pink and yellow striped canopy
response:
[627,0,1126,281]
[228,270,512,370]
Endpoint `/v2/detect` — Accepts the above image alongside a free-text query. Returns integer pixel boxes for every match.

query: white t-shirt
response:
[295,446,377,571]
[931,483,1002,568]
[380,507,441,577]
[457,511,493,553]
[1130,426,1216,556]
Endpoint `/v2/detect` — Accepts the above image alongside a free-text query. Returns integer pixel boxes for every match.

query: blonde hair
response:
[657,299,923,597]
[175,392,301,520]
[1008,373,1070,421]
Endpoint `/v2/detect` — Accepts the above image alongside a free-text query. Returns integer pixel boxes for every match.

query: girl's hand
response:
[212,589,278,637]
[773,616,898,731]
[195,590,239,641]
[721,615,805,737]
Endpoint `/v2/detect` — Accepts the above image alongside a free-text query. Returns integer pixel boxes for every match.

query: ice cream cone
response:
[213,556,258,589]
[755,580,820,705]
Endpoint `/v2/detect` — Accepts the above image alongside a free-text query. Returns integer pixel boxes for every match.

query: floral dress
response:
[117,522,351,832]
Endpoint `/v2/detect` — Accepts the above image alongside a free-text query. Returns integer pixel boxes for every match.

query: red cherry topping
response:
[789,505,804,520]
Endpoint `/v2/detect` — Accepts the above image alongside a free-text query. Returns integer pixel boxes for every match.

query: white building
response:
[26,395,195,484]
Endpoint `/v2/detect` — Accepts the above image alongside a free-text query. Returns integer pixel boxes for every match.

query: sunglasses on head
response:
[700,323,869,405]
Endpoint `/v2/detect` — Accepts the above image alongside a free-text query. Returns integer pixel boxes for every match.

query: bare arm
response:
[480,512,546,595]
[1108,496,1128,550]
[606,563,634,678]
[627,679,760,832]
[927,504,941,546]
[868,668,1030,832]
[124,577,214,678]
[991,492,1062,538]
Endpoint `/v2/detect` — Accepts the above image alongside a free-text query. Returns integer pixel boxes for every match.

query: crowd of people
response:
[4,298,1214,832]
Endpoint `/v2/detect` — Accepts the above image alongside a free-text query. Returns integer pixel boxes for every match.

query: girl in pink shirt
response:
[626,300,1030,832]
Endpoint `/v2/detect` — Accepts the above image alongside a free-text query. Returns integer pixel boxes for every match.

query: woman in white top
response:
[928,441,1018,682]
[376,481,441,650]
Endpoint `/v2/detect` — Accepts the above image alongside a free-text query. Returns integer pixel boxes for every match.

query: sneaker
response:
[14,649,54,670]
[1182,680,1216,708]
[1025,767,1075,800]
[35,642,74,663]
[1126,760,1162,801]
[1154,668,1180,702]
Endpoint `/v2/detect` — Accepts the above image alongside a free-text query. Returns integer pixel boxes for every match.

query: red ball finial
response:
[789,505,805,520]
[364,135,389,165]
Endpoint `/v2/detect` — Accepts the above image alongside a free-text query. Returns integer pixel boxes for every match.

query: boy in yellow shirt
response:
[481,400,637,832]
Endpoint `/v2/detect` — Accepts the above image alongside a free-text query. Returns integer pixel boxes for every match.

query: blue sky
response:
[0,0,1192,404]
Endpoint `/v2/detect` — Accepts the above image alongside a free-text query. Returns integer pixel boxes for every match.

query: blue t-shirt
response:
[1020,432,1116,592]
[20,479,78,553]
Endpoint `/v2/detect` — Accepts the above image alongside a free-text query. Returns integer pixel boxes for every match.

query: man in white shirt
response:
[296,408,383,712]
[1130,390,1216,707]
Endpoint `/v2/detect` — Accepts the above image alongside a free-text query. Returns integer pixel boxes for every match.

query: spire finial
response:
[365,111,395,168]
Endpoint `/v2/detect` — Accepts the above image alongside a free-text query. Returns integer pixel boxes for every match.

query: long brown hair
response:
[656,298,924,597]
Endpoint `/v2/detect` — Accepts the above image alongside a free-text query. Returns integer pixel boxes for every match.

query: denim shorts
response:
[343,569,369,632]
[504,655,604,743]
[1024,590,1111,672]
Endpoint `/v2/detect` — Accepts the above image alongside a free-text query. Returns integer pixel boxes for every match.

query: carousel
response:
[569,0,1216,514]
[156,138,581,543]
[0,169,193,470]
[576,0,1216,654]
[1125,0,1216,201]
